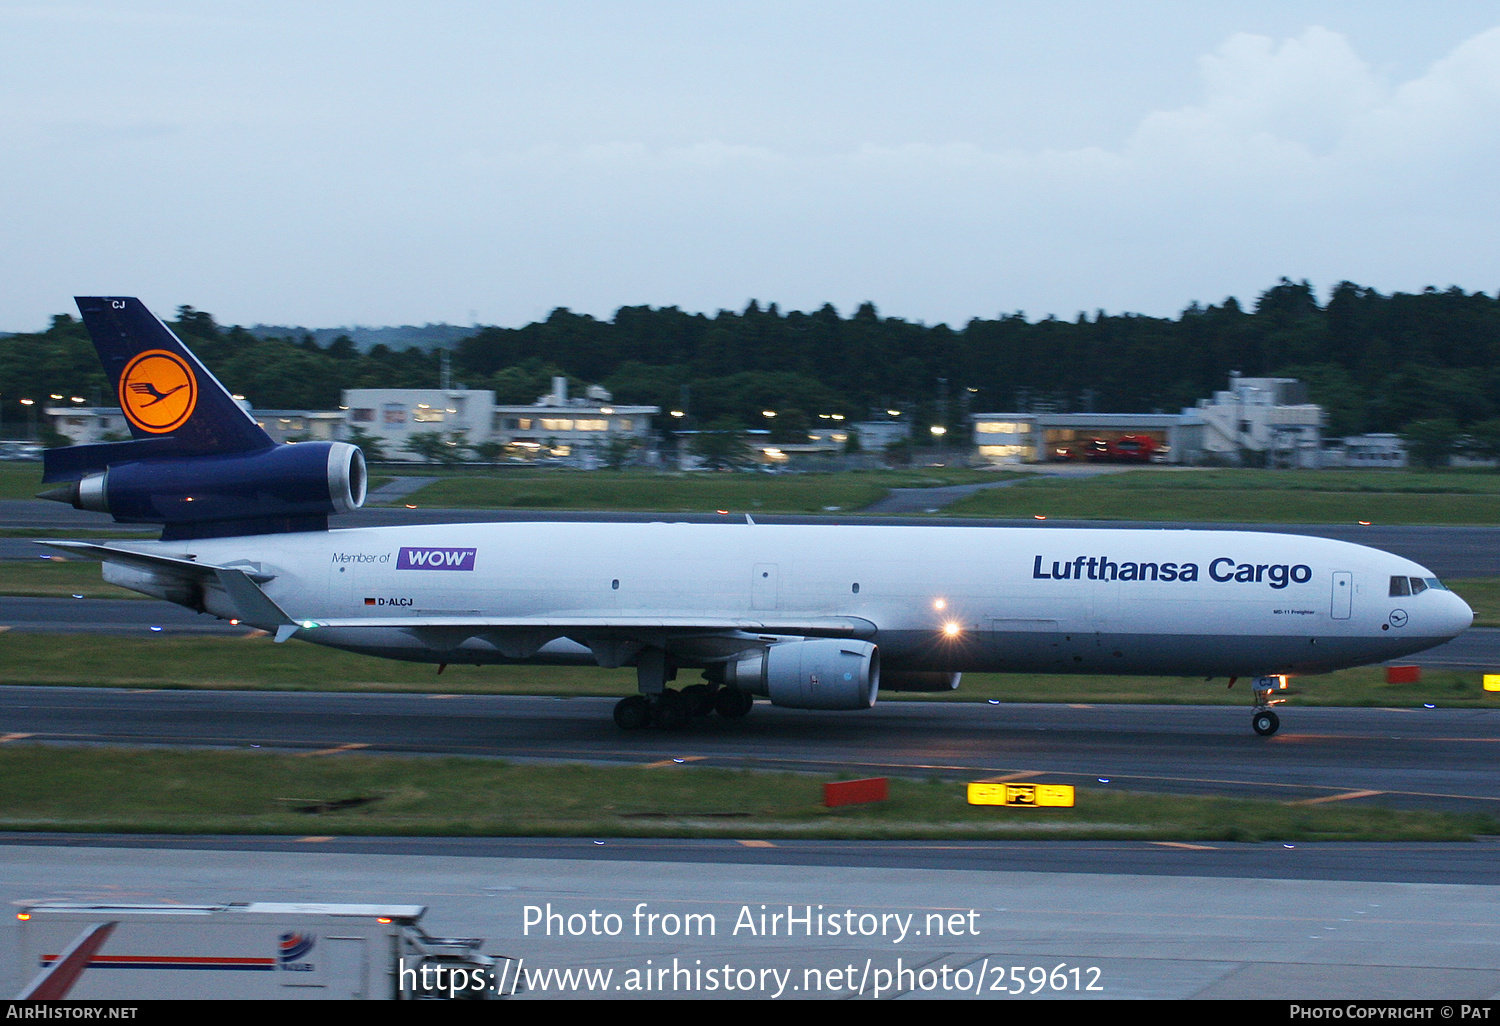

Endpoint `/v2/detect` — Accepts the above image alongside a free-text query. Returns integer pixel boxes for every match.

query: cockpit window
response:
[1425,578,1446,591]
[1389,576,1410,597]
[1409,577,1428,595]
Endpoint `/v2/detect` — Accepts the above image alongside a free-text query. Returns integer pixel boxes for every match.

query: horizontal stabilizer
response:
[41,541,274,585]
[42,540,294,633]
[43,437,192,484]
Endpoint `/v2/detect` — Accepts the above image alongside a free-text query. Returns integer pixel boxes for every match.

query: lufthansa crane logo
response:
[119,349,197,433]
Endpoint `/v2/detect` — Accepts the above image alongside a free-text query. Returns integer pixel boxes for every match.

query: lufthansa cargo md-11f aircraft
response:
[40,298,1472,735]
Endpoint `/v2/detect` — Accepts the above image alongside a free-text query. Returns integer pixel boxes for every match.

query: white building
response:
[970,412,1203,464]
[344,377,659,464]
[44,405,132,445]
[45,405,343,445]
[1321,433,1408,468]
[1194,374,1324,468]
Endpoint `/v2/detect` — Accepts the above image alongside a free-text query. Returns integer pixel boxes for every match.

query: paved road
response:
[4,840,1496,999]
[5,688,1497,813]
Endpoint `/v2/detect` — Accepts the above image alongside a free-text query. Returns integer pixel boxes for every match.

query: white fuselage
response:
[103,521,1472,679]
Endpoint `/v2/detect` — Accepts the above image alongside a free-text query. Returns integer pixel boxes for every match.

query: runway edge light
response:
[968,782,1075,807]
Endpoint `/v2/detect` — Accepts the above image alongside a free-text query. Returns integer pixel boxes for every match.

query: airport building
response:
[970,412,1203,465]
[752,419,912,464]
[45,404,344,446]
[343,377,660,464]
[1320,433,1409,468]
[971,373,1326,467]
[1194,374,1324,468]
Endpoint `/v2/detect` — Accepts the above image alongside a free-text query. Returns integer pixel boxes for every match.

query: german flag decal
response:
[119,348,198,434]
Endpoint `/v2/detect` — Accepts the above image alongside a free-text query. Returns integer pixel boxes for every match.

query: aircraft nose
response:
[1443,590,1474,638]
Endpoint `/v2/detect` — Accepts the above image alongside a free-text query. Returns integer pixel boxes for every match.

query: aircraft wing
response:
[43,540,876,643]
[303,614,877,636]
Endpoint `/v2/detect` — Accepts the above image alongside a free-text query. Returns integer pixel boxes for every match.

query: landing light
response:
[933,598,946,611]
[942,622,961,637]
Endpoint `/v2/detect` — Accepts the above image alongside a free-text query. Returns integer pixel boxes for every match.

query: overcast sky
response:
[2,1,1498,331]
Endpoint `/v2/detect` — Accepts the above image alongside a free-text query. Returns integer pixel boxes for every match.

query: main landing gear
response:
[612,685,753,730]
[612,648,754,730]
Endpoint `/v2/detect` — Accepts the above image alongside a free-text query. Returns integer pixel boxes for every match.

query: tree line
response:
[5,279,1500,455]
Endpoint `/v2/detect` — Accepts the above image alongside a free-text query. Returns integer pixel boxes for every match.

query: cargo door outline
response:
[1331,571,1352,620]
[751,563,779,611]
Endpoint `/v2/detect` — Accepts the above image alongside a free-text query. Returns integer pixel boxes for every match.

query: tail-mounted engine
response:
[723,638,880,710]
[41,441,366,540]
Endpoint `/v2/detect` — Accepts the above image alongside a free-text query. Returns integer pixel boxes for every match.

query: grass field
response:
[11,458,1500,523]
[0,746,1489,841]
[0,462,42,499]
[0,632,1494,707]
[0,557,144,598]
[946,468,1500,524]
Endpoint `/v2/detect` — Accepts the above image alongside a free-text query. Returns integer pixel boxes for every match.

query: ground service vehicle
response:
[39,298,1473,737]
[14,902,508,1000]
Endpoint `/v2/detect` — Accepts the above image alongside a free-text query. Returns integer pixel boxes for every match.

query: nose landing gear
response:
[1250,675,1284,736]
[1251,708,1280,736]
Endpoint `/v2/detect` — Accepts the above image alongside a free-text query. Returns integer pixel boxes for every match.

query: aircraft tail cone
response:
[36,483,78,505]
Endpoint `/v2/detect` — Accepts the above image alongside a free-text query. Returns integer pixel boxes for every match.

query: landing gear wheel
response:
[680,683,714,717]
[714,686,754,719]
[651,689,689,730]
[613,695,650,730]
[1252,709,1280,737]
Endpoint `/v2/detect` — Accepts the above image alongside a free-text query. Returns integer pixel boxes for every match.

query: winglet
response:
[213,567,297,635]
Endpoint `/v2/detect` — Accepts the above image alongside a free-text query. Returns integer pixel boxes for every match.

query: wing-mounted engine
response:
[41,441,366,540]
[722,638,880,710]
[880,671,961,692]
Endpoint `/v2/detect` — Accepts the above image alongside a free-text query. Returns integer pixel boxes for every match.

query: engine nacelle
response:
[724,639,880,710]
[49,441,366,530]
[881,671,961,692]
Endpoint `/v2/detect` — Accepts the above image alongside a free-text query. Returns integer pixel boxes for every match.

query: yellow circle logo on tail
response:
[120,349,197,434]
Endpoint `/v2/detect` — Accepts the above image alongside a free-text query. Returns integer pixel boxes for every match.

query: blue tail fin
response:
[44,297,272,482]
[41,296,364,540]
